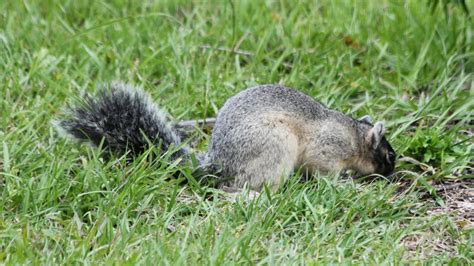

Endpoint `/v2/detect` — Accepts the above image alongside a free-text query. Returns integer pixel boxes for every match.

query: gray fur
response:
[57,83,396,191]
[56,83,190,161]
[367,122,386,149]
[205,85,395,190]
[359,115,372,124]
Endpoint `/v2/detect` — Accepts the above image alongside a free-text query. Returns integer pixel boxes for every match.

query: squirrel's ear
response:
[367,122,385,149]
[359,115,372,124]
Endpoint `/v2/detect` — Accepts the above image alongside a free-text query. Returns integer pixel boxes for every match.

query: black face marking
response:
[356,119,395,177]
[370,137,396,176]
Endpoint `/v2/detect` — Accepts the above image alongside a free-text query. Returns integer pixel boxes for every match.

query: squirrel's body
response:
[57,83,395,191]
[208,85,365,190]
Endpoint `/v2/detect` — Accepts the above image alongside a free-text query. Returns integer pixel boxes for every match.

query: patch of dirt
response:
[428,179,474,230]
[397,178,474,258]
[401,232,458,260]
[395,177,473,229]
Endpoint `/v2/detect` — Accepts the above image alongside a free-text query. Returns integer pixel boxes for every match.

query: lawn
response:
[1,0,473,264]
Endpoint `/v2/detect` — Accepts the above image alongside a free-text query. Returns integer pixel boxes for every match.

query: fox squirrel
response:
[56,83,396,191]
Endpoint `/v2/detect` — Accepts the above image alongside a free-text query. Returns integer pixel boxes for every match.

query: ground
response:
[0,0,473,264]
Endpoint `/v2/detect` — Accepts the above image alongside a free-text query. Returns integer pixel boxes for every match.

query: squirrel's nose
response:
[383,167,395,177]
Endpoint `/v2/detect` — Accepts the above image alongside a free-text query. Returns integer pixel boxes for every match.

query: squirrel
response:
[55,82,396,191]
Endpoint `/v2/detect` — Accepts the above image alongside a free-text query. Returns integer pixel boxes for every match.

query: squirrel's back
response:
[215,85,329,121]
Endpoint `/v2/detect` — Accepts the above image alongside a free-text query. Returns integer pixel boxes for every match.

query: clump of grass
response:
[0,0,473,264]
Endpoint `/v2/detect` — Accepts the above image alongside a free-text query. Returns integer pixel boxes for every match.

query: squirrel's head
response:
[353,115,396,177]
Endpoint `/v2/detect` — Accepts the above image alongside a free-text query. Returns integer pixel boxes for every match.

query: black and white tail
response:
[54,83,190,160]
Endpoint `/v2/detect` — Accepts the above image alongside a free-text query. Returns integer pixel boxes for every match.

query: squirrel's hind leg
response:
[232,132,299,191]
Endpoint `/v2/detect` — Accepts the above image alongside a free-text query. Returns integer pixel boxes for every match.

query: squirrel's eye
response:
[387,152,395,162]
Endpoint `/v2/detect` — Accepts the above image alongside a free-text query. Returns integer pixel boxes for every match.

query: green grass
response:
[1,0,473,264]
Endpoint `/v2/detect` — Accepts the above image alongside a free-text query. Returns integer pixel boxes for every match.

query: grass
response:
[1,0,473,264]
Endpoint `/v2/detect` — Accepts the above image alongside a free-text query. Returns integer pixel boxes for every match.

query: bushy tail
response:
[55,83,190,161]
